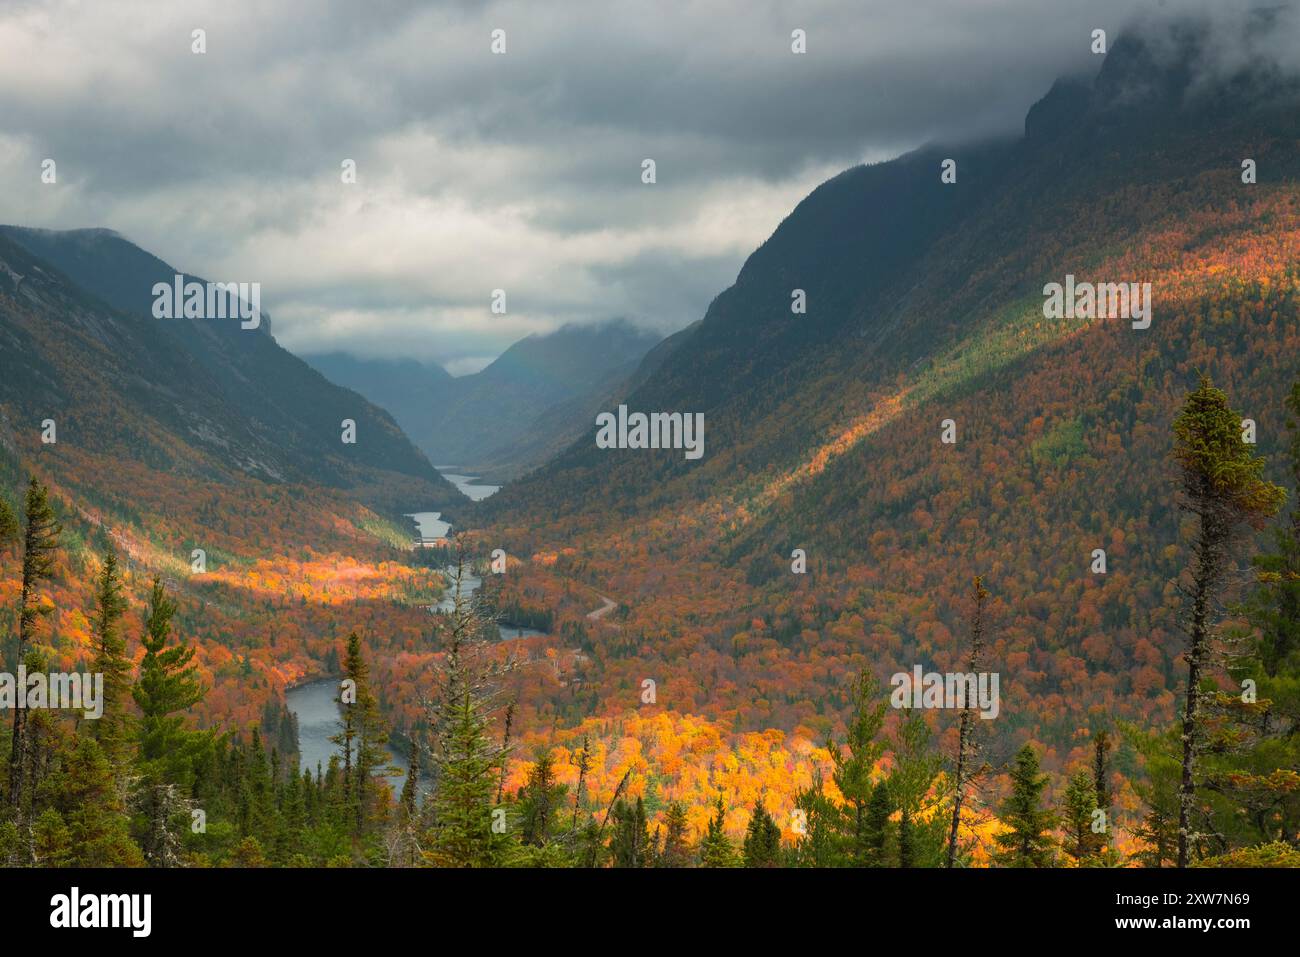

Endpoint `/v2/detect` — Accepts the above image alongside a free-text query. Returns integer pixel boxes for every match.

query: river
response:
[286,466,540,788]
[285,677,413,785]
[434,468,500,501]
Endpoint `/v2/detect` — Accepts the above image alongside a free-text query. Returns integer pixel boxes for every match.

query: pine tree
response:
[609,796,650,867]
[31,807,71,866]
[1090,730,1113,856]
[423,543,514,866]
[131,577,212,865]
[1171,376,1284,867]
[742,802,782,867]
[332,631,390,833]
[898,805,915,868]
[0,495,17,545]
[1063,768,1098,864]
[887,709,948,867]
[390,749,421,867]
[40,735,144,866]
[133,578,207,769]
[1126,724,1181,867]
[789,771,845,866]
[8,478,60,813]
[991,744,1057,867]
[1207,377,1300,849]
[831,669,886,864]
[698,793,737,867]
[400,752,419,817]
[329,684,355,820]
[658,800,692,867]
[518,751,565,847]
[89,550,133,774]
[862,779,893,866]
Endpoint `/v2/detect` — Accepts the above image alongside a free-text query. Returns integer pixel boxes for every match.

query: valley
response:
[2,12,1300,872]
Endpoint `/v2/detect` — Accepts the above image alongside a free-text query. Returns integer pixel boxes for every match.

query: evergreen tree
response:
[423,544,514,866]
[742,802,782,867]
[0,495,17,545]
[40,735,144,866]
[131,577,212,865]
[518,751,565,847]
[898,805,915,868]
[658,800,692,867]
[1209,377,1300,848]
[1092,731,1112,845]
[89,550,134,774]
[609,796,651,867]
[133,577,207,771]
[8,478,60,813]
[830,670,886,864]
[887,709,948,867]
[862,779,893,867]
[698,793,737,867]
[1063,768,1098,864]
[331,631,391,833]
[991,744,1056,867]
[1126,724,1182,867]
[789,770,844,867]
[1171,376,1284,866]
[399,750,419,818]
[31,807,71,866]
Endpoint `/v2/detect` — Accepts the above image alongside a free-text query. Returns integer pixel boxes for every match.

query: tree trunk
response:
[1179,505,1224,868]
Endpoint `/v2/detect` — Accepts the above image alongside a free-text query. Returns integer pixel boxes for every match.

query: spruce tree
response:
[698,793,737,867]
[1063,768,1098,864]
[423,544,514,866]
[742,802,782,867]
[889,708,948,866]
[390,749,421,867]
[0,495,17,544]
[1207,377,1300,848]
[8,478,60,813]
[658,800,692,867]
[133,577,207,769]
[789,771,845,866]
[90,550,133,775]
[1090,730,1113,857]
[1126,724,1181,867]
[40,735,144,866]
[332,631,390,833]
[518,751,565,847]
[831,670,886,864]
[863,779,893,866]
[131,576,212,866]
[991,744,1056,867]
[1171,376,1284,866]
[609,796,651,867]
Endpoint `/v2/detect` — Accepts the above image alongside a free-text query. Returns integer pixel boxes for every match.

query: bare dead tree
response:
[946,575,988,868]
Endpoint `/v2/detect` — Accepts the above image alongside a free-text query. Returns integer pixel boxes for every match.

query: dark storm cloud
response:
[0,0,1278,367]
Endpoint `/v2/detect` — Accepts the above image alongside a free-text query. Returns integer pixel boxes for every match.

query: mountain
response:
[485,21,1300,524]
[304,351,456,457]
[470,320,695,480]
[307,318,661,479]
[472,19,1300,749]
[0,226,461,517]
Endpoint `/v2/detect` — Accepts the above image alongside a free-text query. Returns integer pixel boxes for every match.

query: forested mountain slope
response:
[474,25,1300,758]
[0,226,459,516]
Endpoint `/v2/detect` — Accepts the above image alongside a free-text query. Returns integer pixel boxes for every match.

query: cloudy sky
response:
[0,0,1267,373]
